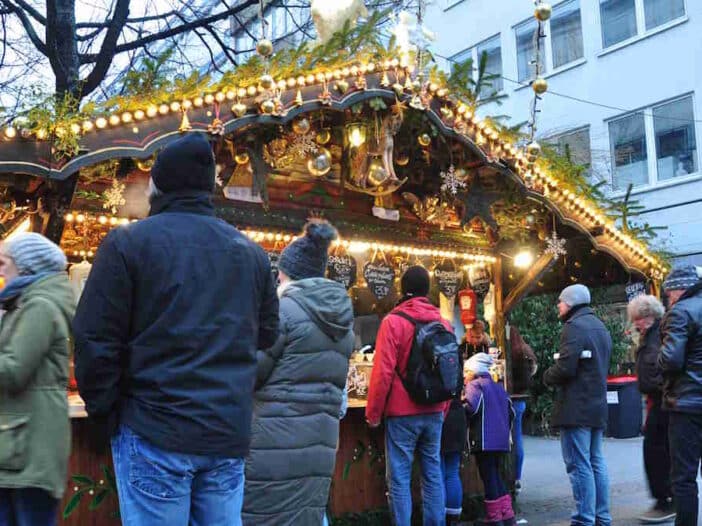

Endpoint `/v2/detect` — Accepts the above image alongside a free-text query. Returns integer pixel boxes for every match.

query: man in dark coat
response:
[658,265,702,526]
[544,284,612,526]
[73,133,279,526]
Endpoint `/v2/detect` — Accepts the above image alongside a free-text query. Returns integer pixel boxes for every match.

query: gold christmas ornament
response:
[315,129,331,145]
[136,157,155,172]
[256,39,274,57]
[294,90,304,106]
[235,149,250,165]
[526,141,542,157]
[232,102,247,118]
[394,152,410,167]
[366,156,389,187]
[292,118,311,135]
[261,100,276,114]
[179,111,192,132]
[259,74,275,90]
[336,80,349,94]
[534,2,553,21]
[532,77,548,95]
[418,133,432,147]
[307,147,332,176]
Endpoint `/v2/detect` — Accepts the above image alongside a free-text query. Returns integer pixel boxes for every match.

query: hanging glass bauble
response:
[418,133,432,147]
[307,148,332,177]
[367,156,389,187]
[231,102,247,118]
[315,129,331,145]
[292,118,311,135]
[235,149,250,165]
[256,39,274,57]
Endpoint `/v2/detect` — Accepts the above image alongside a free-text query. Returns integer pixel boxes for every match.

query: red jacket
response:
[365,298,451,424]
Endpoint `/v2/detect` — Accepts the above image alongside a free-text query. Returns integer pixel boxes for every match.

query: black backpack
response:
[392,312,462,404]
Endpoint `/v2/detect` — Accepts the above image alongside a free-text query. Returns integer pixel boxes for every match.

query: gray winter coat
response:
[242,278,354,526]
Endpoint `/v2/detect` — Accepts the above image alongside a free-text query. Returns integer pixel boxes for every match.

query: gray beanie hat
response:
[465,352,494,376]
[278,220,338,281]
[559,284,591,307]
[4,232,67,276]
[663,265,700,292]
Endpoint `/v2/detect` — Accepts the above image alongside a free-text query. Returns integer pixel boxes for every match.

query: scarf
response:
[0,272,57,308]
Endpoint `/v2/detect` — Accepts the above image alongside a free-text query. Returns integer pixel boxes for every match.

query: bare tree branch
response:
[1,0,46,55]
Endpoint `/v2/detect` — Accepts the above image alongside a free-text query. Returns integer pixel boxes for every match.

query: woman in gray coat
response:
[242,220,354,526]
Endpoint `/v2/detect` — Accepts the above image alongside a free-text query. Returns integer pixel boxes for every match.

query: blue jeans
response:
[441,451,463,515]
[512,400,526,480]
[111,425,245,526]
[560,427,611,526]
[386,413,445,526]
[0,488,58,526]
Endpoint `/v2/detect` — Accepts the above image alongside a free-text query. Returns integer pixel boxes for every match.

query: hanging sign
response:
[268,251,281,285]
[363,261,396,300]
[625,282,646,303]
[469,265,491,301]
[327,254,358,289]
[434,262,463,297]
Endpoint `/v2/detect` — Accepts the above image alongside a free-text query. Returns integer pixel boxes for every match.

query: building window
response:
[600,0,686,49]
[609,95,698,190]
[653,97,698,181]
[516,19,544,82]
[450,35,503,99]
[609,112,648,189]
[644,0,686,31]
[515,1,583,83]
[550,127,592,169]
[551,0,584,69]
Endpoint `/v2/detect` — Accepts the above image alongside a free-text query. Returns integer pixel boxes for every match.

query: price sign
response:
[434,263,463,297]
[625,282,646,302]
[327,254,357,289]
[363,261,396,300]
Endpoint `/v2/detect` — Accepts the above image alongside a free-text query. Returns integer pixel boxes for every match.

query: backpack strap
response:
[391,311,418,326]
[389,311,422,384]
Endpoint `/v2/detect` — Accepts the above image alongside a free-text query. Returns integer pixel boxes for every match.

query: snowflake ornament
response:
[545,230,567,258]
[440,165,466,195]
[103,178,126,214]
[288,132,318,160]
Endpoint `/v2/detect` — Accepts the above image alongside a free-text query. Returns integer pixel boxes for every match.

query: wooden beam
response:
[503,252,557,316]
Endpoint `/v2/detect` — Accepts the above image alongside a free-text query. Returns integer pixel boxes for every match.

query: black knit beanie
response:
[278,220,338,280]
[401,266,431,298]
[150,133,215,193]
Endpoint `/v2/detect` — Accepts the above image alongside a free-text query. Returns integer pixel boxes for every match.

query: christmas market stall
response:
[0,9,667,525]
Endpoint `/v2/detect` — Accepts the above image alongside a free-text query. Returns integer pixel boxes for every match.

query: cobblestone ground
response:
[514,435,700,526]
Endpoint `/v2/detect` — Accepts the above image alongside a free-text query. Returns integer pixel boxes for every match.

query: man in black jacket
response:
[659,265,702,526]
[544,284,612,526]
[73,133,279,526]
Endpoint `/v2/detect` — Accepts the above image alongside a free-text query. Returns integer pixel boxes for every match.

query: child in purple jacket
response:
[464,353,516,526]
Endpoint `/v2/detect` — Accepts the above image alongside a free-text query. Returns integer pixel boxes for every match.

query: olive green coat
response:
[0,274,75,499]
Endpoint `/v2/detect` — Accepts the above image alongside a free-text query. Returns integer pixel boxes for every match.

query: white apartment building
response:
[426,0,702,265]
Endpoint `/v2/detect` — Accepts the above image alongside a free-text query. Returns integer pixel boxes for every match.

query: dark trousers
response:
[0,488,59,526]
[476,452,508,501]
[668,412,702,526]
[643,398,672,502]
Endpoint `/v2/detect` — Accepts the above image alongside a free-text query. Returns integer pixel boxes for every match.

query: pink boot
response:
[499,494,516,526]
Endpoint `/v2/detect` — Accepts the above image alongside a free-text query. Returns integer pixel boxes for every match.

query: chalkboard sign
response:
[434,264,463,297]
[469,266,491,301]
[268,251,281,285]
[363,261,396,300]
[327,254,357,289]
[626,282,646,302]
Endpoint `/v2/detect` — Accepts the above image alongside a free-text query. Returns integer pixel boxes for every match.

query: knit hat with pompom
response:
[278,219,338,280]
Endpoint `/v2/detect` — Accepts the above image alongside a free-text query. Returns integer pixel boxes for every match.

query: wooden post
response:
[503,252,557,316]
[493,257,511,391]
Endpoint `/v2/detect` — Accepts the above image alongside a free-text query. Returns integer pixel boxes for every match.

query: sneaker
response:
[638,501,676,524]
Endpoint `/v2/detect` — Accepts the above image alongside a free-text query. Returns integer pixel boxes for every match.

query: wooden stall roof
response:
[0,59,665,281]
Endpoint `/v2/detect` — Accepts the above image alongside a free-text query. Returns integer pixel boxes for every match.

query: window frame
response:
[606,93,699,192]
[448,33,505,99]
[513,0,585,84]
[598,0,687,52]
[547,126,593,171]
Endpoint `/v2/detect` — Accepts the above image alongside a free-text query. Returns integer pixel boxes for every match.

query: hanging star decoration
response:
[391,98,408,120]
[288,131,318,160]
[440,164,467,196]
[459,177,501,232]
[545,230,567,258]
[103,178,126,214]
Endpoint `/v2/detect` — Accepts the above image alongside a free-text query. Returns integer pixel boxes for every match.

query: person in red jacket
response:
[366,266,450,526]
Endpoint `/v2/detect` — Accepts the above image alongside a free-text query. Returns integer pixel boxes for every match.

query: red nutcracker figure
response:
[458,288,477,327]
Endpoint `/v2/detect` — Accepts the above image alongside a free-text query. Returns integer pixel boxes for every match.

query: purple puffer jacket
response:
[464,374,514,452]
